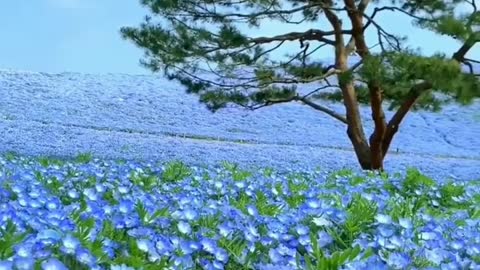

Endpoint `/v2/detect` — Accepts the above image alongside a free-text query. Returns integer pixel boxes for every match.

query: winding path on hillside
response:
[1,70,479,180]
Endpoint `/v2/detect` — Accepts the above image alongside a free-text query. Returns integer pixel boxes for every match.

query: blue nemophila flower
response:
[177,221,192,234]
[398,218,413,229]
[387,252,411,269]
[95,184,106,193]
[117,186,130,194]
[298,234,310,246]
[41,258,68,270]
[245,224,259,237]
[246,205,258,217]
[261,236,275,246]
[234,182,246,189]
[28,190,41,199]
[268,231,280,240]
[45,200,60,210]
[268,248,283,264]
[218,223,233,237]
[450,239,464,250]
[17,197,28,207]
[14,243,33,258]
[13,257,35,270]
[118,199,134,214]
[0,261,13,270]
[110,264,135,270]
[83,188,98,201]
[179,240,200,255]
[277,244,296,257]
[137,239,154,253]
[467,244,480,256]
[76,247,96,265]
[213,247,229,263]
[172,254,194,268]
[420,231,441,241]
[388,235,404,248]
[441,261,462,270]
[103,205,114,215]
[318,231,333,247]
[200,238,217,254]
[156,237,174,255]
[305,198,321,209]
[62,234,80,254]
[182,208,198,221]
[375,214,392,224]
[377,224,396,238]
[28,199,43,209]
[295,224,309,236]
[424,248,450,265]
[36,229,62,241]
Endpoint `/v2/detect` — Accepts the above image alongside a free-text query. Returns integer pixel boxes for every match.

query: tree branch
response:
[246,93,348,125]
[345,0,371,55]
[295,96,348,124]
[382,81,433,156]
[452,33,480,62]
[250,29,347,46]
[382,28,480,156]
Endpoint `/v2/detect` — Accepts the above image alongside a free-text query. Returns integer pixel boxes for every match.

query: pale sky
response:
[0,0,478,74]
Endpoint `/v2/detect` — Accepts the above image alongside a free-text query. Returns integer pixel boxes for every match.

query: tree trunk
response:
[348,135,386,171]
[323,3,381,172]
[349,137,386,171]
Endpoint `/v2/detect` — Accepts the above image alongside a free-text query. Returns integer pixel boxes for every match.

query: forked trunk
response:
[349,134,385,171]
[324,4,386,172]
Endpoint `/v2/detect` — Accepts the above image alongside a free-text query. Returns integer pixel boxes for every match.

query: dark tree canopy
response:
[122,0,480,170]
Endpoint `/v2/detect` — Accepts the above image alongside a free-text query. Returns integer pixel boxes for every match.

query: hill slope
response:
[0,69,479,180]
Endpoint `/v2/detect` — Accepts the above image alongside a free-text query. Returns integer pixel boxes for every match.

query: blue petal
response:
[41,258,68,270]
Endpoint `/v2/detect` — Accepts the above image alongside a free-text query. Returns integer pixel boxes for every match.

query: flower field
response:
[1,153,479,269]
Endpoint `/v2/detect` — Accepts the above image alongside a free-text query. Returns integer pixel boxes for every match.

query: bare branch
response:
[296,96,348,124]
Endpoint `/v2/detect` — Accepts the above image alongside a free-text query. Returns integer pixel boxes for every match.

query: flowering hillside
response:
[0,70,479,180]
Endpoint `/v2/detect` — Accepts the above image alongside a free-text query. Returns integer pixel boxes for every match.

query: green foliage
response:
[229,191,251,214]
[222,161,252,181]
[439,181,467,208]
[0,220,31,259]
[75,152,93,164]
[58,254,90,270]
[122,0,479,111]
[255,190,284,217]
[162,160,192,183]
[218,234,248,264]
[38,156,65,168]
[195,213,222,232]
[297,231,365,270]
[35,172,64,196]
[4,152,17,162]
[129,171,159,191]
[135,200,169,225]
[102,189,118,205]
[330,195,378,249]
[402,168,436,193]
[262,167,274,178]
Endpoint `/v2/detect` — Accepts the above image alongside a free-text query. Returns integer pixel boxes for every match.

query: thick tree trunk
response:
[350,136,385,171]
[343,0,386,171]
[323,4,374,171]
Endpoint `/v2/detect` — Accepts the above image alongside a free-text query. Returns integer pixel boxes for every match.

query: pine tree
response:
[121,0,480,171]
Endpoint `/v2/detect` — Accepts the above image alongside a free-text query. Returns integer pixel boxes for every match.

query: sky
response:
[0,0,478,74]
